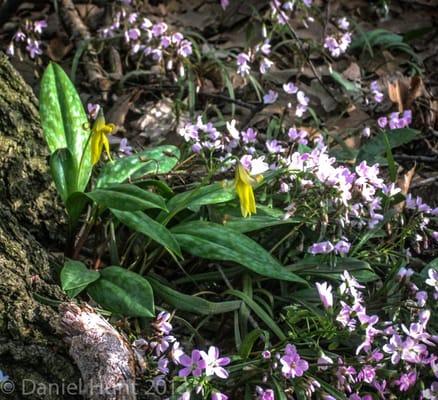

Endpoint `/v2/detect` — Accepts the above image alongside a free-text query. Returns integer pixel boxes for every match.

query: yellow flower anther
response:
[235,163,257,218]
[90,111,116,166]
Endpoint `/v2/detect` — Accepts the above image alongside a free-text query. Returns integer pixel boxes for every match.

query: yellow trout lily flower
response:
[90,111,116,165]
[235,163,258,218]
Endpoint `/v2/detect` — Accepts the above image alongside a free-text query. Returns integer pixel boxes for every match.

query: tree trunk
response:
[0,52,82,400]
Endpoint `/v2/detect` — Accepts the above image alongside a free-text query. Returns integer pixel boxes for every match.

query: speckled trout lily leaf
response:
[147,276,241,315]
[87,266,155,318]
[67,184,168,212]
[96,145,180,188]
[40,63,92,192]
[172,221,307,284]
[50,148,77,202]
[60,259,100,298]
[111,210,182,259]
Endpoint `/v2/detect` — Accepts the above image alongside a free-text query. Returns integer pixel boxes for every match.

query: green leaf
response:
[225,289,286,340]
[166,183,235,213]
[172,221,306,284]
[85,184,167,212]
[272,379,288,400]
[357,129,418,164]
[60,259,100,298]
[137,179,174,198]
[50,148,77,202]
[111,210,182,258]
[351,209,396,255]
[287,256,379,283]
[96,145,180,188]
[40,63,91,192]
[87,266,155,317]
[239,329,267,360]
[312,376,347,400]
[383,132,397,182]
[65,191,90,228]
[148,277,241,315]
[330,70,361,93]
[351,29,403,51]
[223,215,302,233]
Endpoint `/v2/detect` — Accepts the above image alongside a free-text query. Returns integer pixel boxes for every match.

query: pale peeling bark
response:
[0,52,81,400]
[59,303,137,400]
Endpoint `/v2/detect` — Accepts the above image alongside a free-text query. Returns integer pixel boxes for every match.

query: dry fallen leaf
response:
[388,80,404,113]
[387,76,424,113]
[46,35,74,61]
[395,164,416,213]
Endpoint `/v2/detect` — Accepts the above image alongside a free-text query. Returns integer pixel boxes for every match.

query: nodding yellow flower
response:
[235,163,258,218]
[90,111,115,165]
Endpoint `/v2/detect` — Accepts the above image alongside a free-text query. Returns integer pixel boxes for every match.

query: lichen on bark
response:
[0,52,81,400]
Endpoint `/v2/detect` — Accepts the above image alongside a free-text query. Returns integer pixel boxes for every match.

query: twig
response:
[394,154,438,163]
[411,176,438,189]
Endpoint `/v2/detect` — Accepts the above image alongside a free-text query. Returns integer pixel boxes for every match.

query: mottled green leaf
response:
[50,148,77,202]
[225,289,286,340]
[40,63,91,191]
[172,221,306,284]
[167,183,235,213]
[239,329,268,360]
[357,128,418,164]
[111,210,182,258]
[96,145,180,188]
[330,70,361,93]
[223,215,302,233]
[148,277,241,315]
[87,266,154,317]
[60,259,100,298]
[287,256,379,282]
[85,184,167,212]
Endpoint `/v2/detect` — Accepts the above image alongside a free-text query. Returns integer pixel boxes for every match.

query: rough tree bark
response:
[0,52,82,400]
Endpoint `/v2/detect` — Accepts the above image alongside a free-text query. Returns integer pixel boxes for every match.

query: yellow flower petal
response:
[91,129,103,165]
[102,134,112,163]
[235,163,257,218]
[90,112,115,165]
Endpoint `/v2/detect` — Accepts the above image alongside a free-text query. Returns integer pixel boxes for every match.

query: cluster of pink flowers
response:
[308,239,351,255]
[312,269,438,399]
[179,107,437,259]
[260,82,310,118]
[99,3,192,71]
[236,37,273,77]
[255,343,310,397]
[369,81,384,103]
[377,110,412,129]
[6,19,47,59]
[324,17,352,58]
[283,82,310,117]
[133,311,231,400]
[404,194,438,252]
[133,307,438,399]
[270,0,313,25]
